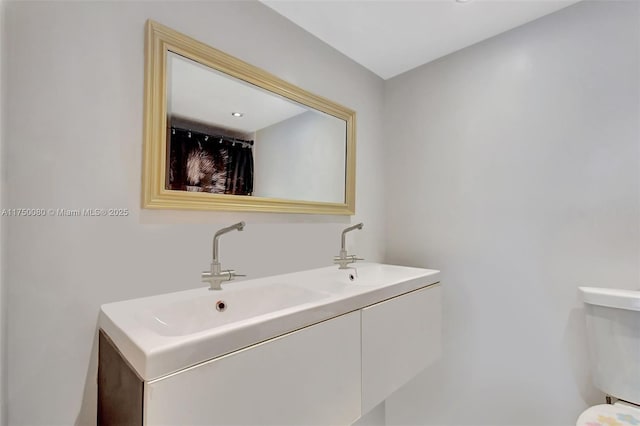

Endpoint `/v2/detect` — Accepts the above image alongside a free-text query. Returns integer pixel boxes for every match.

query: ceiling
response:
[261,0,582,80]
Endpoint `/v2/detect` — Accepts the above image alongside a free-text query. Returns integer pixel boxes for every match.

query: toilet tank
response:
[580,287,640,404]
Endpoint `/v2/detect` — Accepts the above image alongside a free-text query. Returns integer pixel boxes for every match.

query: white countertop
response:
[99,262,440,381]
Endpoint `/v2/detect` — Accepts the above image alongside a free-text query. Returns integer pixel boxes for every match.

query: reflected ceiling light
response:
[231,112,244,117]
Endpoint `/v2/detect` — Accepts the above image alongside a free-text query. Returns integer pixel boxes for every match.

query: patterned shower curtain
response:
[224,142,254,195]
[168,127,254,196]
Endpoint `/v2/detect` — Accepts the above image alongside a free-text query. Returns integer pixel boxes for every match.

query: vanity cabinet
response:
[98,281,442,426]
[143,311,361,426]
[361,285,442,413]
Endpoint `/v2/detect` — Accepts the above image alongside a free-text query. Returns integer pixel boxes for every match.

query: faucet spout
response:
[335,223,364,270]
[212,221,245,263]
[341,222,363,250]
[203,222,246,290]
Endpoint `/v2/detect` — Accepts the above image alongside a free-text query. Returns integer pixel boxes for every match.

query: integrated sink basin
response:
[138,284,330,336]
[99,262,440,380]
[332,263,428,286]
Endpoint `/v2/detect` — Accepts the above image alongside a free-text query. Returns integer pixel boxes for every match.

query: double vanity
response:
[98,251,441,425]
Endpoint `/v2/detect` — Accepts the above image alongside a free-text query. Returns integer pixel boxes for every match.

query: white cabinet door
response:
[144,311,361,426]
[361,284,441,414]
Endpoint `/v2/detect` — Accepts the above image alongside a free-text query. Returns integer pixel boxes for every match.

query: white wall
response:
[0,0,5,424]
[383,1,640,425]
[254,110,346,203]
[3,2,385,425]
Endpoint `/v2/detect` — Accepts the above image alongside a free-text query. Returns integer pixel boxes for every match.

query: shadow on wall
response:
[562,307,603,406]
[76,321,99,426]
[385,358,448,425]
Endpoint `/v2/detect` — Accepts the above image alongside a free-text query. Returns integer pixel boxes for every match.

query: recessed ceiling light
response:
[456,0,473,3]
[231,112,244,117]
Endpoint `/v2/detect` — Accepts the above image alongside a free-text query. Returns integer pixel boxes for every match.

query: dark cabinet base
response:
[98,330,143,426]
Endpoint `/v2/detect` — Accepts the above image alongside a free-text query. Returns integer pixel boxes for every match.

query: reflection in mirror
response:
[142,20,356,214]
[166,52,347,204]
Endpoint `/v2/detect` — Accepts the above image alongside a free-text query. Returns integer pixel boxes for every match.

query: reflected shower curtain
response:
[168,127,254,196]
[225,143,254,196]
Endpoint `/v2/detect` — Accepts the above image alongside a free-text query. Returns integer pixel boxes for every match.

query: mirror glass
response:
[166,52,347,204]
[142,20,356,214]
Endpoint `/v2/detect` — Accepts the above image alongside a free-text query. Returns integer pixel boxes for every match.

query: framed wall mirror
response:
[142,20,356,215]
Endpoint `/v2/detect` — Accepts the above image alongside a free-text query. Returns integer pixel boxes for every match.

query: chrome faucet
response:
[202,221,246,290]
[334,223,364,269]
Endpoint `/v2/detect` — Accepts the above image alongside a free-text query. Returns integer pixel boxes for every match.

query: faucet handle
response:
[221,269,246,280]
[334,254,363,269]
[334,254,364,262]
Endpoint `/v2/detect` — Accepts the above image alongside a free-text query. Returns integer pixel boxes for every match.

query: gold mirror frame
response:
[142,20,356,215]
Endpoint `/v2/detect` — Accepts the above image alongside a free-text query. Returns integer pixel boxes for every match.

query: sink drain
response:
[215,300,227,312]
[348,273,356,281]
